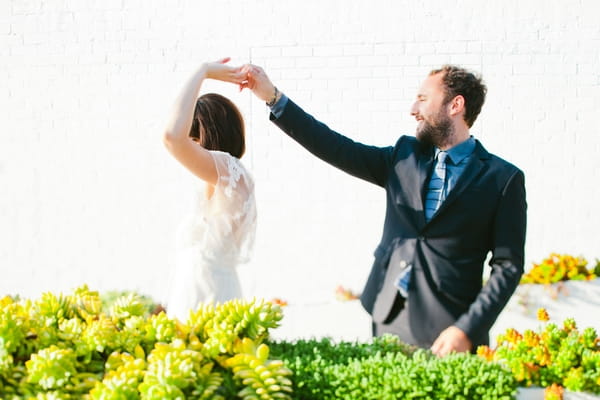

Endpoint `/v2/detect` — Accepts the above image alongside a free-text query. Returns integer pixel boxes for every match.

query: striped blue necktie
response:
[395,151,450,298]
[425,151,449,221]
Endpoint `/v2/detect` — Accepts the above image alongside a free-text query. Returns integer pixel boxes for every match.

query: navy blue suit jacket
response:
[270,98,527,347]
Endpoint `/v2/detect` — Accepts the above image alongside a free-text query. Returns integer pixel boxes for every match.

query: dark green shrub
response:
[269,336,517,400]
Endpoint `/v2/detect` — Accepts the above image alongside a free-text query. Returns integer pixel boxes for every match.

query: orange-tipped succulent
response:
[544,383,564,400]
[537,308,550,322]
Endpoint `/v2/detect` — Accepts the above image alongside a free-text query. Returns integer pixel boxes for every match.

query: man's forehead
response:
[418,73,443,95]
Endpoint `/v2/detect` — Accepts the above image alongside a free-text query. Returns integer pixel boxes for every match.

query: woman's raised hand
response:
[202,58,247,85]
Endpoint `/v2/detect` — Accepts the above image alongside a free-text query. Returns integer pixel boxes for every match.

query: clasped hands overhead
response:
[201,58,278,103]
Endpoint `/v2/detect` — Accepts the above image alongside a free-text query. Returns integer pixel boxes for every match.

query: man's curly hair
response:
[430,65,487,128]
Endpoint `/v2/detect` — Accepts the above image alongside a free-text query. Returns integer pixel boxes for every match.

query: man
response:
[241,63,527,356]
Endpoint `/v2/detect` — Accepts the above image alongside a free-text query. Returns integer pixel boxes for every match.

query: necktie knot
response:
[437,151,448,164]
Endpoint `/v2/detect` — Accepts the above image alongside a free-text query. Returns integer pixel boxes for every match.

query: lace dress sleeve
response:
[208,150,257,264]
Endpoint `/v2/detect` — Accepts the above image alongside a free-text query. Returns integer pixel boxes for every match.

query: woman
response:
[162,59,256,321]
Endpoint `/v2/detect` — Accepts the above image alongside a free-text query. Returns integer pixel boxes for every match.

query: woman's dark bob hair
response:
[189,93,245,158]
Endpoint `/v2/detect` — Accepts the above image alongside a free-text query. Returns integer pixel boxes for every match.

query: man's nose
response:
[410,101,418,116]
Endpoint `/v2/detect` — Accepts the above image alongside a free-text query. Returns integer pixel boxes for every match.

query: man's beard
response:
[416,110,454,148]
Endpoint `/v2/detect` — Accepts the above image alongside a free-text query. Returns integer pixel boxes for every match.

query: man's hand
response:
[240,64,277,103]
[430,326,472,357]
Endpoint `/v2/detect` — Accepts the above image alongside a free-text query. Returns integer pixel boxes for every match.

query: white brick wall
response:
[2,1,599,329]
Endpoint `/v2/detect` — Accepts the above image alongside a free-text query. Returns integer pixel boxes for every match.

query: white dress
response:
[165,150,256,322]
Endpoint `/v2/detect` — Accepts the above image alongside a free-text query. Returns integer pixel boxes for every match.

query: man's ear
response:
[448,95,465,117]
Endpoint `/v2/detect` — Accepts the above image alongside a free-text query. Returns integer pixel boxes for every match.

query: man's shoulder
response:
[490,153,521,172]
[394,134,417,146]
[390,135,424,162]
[392,135,424,153]
[475,140,523,175]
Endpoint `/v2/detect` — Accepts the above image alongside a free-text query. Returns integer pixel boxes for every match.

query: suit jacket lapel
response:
[433,140,490,218]
[393,142,433,229]
[417,149,434,226]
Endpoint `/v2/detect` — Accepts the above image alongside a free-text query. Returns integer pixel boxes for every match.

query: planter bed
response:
[517,387,600,399]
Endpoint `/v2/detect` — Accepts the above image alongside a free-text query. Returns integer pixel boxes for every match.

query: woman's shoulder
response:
[209,150,251,172]
[208,150,242,164]
[208,150,254,192]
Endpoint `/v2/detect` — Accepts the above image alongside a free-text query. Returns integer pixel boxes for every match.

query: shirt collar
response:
[436,136,476,165]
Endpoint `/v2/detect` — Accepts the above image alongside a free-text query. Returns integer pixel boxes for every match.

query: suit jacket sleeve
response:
[269,97,393,187]
[454,169,527,341]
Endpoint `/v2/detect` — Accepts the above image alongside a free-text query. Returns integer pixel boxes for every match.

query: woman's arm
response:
[163,58,245,184]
